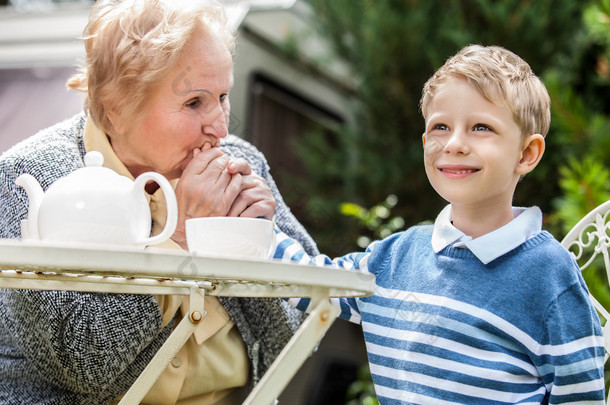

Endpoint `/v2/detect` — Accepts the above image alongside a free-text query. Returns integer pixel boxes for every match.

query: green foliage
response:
[340,194,405,248]
[545,71,610,164]
[550,156,610,309]
[552,157,610,233]
[585,0,610,63]
[283,127,365,256]
[543,0,610,238]
[542,67,610,236]
[345,364,379,405]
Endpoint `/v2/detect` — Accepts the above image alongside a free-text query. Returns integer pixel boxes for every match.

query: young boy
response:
[274,45,606,404]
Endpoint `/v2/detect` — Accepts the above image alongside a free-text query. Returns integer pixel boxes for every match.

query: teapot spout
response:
[15,174,43,240]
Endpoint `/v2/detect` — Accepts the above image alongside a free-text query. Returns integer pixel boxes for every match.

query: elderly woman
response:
[0,0,318,403]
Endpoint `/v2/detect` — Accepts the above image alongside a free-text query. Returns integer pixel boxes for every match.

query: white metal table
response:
[0,239,375,405]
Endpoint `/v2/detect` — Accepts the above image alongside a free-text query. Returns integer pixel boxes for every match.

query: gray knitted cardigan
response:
[0,113,319,404]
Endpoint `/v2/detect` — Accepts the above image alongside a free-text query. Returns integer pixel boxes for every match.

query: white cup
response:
[185,217,275,260]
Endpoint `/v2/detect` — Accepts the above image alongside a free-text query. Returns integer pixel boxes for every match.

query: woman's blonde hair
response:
[420,45,550,138]
[67,0,235,136]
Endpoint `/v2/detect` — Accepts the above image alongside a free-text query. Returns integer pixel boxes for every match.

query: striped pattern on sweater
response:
[274,225,605,404]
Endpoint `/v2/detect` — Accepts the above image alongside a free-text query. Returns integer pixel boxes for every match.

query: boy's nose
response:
[444,130,470,154]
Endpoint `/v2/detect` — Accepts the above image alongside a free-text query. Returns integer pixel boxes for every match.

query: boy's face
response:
[422,76,535,211]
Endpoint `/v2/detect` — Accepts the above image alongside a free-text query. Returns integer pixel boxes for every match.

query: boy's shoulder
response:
[369,224,434,258]
[375,224,433,245]
[513,230,574,264]
[498,230,583,287]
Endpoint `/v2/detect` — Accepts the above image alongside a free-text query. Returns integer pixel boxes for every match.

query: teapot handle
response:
[132,172,178,246]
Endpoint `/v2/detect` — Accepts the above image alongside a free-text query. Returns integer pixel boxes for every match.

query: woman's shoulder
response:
[221,134,263,157]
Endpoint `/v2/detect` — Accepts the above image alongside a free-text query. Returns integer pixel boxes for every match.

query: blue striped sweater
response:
[274,225,605,404]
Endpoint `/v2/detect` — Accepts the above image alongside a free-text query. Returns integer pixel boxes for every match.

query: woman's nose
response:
[202,103,228,139]
[444,130,469,154]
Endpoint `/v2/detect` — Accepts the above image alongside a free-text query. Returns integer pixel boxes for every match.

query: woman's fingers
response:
[171,150,245,247]
[170,149,271,248]
[183,147,229,181]
[227,174,276,219]
[227,158,252,176]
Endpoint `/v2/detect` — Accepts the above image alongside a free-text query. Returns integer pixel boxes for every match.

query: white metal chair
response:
[560,199,610,404]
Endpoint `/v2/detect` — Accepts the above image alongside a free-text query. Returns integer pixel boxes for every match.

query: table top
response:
[0,239,376,298]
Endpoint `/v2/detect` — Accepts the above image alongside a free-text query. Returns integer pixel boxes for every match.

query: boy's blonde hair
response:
[420,45,550,138]
[67,0,236,137]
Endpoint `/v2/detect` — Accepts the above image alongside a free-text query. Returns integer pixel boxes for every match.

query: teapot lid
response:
[57,151,132,191]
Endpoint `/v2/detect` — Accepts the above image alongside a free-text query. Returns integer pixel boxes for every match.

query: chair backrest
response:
[560,199,610,403]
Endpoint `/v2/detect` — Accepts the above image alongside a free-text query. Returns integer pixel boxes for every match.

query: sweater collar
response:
[431,204,542,264]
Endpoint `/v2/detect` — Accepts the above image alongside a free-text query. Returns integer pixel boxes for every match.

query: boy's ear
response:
[516,134,545,175]
[422,133,426,148]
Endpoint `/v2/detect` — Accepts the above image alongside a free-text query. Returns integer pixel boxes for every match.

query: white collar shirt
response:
[431,204,543,264]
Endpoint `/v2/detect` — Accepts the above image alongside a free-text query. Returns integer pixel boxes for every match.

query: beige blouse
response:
[83,119,249,404]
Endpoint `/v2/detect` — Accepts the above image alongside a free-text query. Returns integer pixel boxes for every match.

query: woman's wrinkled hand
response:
[172,147,242,248]
[171,148,276,249]
[227,166,276,220]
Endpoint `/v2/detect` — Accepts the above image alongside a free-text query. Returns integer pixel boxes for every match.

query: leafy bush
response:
[345,364,379,405]
[340,194,405,248]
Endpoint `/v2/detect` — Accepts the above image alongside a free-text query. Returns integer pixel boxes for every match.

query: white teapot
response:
[15,151,178,247]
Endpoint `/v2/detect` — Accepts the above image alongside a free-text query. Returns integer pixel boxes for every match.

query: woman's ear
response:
[516,133,545,176]
[106,109,125,136]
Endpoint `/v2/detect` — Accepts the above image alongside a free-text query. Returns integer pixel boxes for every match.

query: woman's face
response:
[110,28,234,180]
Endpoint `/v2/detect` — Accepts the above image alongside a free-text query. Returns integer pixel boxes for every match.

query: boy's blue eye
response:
[433,124,448,131]
[473,124,491,131]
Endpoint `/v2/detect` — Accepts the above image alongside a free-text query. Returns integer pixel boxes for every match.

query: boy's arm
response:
[273,229,373,325]
[541,282,606,403]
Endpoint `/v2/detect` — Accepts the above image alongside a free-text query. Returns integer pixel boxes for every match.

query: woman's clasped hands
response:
[172,145,276,249]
